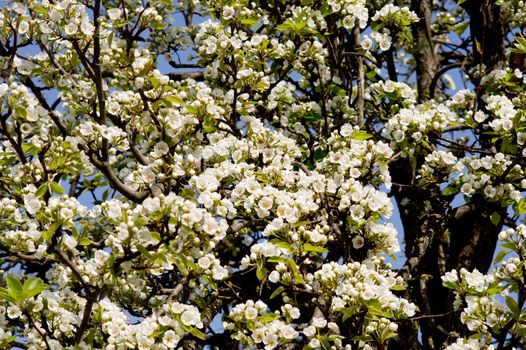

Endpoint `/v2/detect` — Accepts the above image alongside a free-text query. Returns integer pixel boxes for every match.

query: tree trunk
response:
[390,1,507,349]
[411,0,437,101]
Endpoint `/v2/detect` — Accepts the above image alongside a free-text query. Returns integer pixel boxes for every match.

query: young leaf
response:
[0,288,16,303]
[256,265,266,281]
[490,212,501,226]
[23,277,40,292]
[35,184,48,198]
[189,328,208,340]
[303,243,328,253]
[442,186,458,196]
[51,181,65,194]
[43,221,61,241]
[352,130,373,140]
[493,250,508,264]
[505,296,520,318]
[270,286,285,299]
[23,278,48,298]
[6,276,23,293]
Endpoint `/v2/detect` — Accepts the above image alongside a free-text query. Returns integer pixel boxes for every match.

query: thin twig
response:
[408,310,456,321]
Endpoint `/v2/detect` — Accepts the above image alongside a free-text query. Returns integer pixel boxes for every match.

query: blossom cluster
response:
[1,0,526,349]
[442,225,526,347]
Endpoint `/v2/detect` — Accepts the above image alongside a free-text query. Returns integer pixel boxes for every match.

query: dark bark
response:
[390,157,455,350]
[390,1,508,349]
[461,0,506,70]
[410,0,438,101]
[448,198,502,273]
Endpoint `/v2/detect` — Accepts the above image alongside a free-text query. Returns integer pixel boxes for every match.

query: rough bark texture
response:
[461,0,506,70]
[389,1,508,349]
[411,0,437,101]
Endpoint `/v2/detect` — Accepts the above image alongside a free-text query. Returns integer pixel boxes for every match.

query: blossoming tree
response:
[0,0,525,349]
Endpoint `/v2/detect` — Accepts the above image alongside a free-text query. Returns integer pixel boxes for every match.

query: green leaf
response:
[107,31,114,47]
[276,22,293,32]
[6,276,26,302]
[286,258,304,284]
[401,27,413,42]
[180,188,196,200]
[351,130,373,140]
[137,245,152,259]
[32,6,48,14]
[303,243,328,253]
[256,265,266,281]
[367,299,393,318]
[35,184,48,198]
[273,241,294,252]
[240,18,257,25]
[469,333,483,340]
[169,255,188,275]
[317,335,331,350]
[23,278,48,298]
[390,285,406,291]
[202,122,216,134]
[490,212,501,226]
[341,307,357,321]
[7,276,23,293]
[255,81,269,91]
[259,313,280,322]
[513,35,526,53]
[43,221,61,241]
[0,288,16,303]
[201,276,217,291]
[314,148,326,162]
[16,106,27,118]
[493,250,509,264]
[255,172,268,183]
[184,105,199,114]
[150,77,160,89]
[331,85,347,97]
[487,284,506,294]
[500,242,516,251]
[163,96,183,106]
[151,21,165,30]
[102,189,110,202]
[442,281,457,290]
[78,237,91,246]
[366,70,377,80]
[505,296,520,318]
[189,327,208,340]
[150,231,161,242]
[303,112,324,122]
[515,198,526,215]
[270,286,285,299]
[267,257,286,263]
[291,220,312,228]
[50,181,64,194]
[500,136,517,154]
[115,19,130,28]
[23,277,40,292]
[442,186,458,196]
[0,336,16,350]
[320,3,331,15]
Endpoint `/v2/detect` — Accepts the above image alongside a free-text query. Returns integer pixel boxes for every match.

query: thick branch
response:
[87,150,148,203]
[410,0,437,101]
